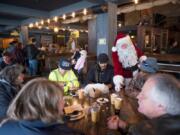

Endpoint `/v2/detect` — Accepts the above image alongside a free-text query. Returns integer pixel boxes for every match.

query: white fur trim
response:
[139,55,147,62]
[112,46,117,52]
[113,75,124,86]
[84,83,109,95]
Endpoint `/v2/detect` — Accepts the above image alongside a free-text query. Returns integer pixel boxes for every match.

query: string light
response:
[41,20,44,25]
[53,16,58,22]
[83,8,87,15]
[63,14,66,20]
[35,22,39,26]
[131,35,135,39]
[134,0,138,4]
[72,12,75,18]
[54,27,59,33]
[29,23,33,28]
[47,19,50,24]
[38,26,42,29]
[27,8,91,30]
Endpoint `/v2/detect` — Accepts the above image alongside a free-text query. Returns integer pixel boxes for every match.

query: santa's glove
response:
[113,75,124,92]
[139,55,147,63]
[115,84,122,92]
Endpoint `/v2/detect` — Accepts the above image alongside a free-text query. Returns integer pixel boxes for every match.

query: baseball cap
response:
[139,57,159,73]
[58,58,71,70]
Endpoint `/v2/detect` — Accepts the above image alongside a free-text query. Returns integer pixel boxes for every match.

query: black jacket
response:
[128,114,180,135]
[23,44,39,60]
[86,64,114,86]
[0,79,17,118]
[0,120,84,135]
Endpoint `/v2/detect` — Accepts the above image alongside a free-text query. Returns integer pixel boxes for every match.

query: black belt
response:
[123,64,138,72]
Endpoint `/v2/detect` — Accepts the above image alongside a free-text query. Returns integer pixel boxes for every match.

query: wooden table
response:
[65,90,144,135]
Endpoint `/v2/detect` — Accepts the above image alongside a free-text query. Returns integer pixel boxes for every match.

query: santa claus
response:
[112,33,146,92]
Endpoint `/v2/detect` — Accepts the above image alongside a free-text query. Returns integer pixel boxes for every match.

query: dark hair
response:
[32,38,36,43]
[97,53,109,63]
[2,51,11,57]
[0,64,24,85]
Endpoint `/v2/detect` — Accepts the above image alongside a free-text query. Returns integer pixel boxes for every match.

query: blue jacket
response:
[0,120,84,135]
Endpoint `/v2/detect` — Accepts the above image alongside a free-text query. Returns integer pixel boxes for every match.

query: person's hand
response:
[107,115,128,130]
[58,82,65,87]
[115,84,122,92]
[118,118,128,129]
[107,115,119,130]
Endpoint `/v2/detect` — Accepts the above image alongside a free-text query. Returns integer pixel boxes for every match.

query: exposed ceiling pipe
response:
[117,0,176,14]
[62,14,96,24]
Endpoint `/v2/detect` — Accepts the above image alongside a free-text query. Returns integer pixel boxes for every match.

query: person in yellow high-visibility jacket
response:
[49,58,79,95]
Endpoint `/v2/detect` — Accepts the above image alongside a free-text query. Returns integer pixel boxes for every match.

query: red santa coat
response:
[112,33,146,91]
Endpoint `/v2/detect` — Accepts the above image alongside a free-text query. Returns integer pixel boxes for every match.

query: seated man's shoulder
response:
[130,115,180,135]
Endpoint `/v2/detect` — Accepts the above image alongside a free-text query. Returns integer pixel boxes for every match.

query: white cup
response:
[91,107,100,123]
[110,93,118,105]
[114,97,123,110]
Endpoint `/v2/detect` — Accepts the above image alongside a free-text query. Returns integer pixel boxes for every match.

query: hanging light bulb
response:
[35,22,39,27]
[41,20,44,25]
[83,8,87,15]
[47,19,50,24]
[53,16,58,22]
[134,0,138,4]
[54,27,59,33]
[72,12,75,18]
[63,14,66,20]
[38,26,42,29]
[29,23,33,28]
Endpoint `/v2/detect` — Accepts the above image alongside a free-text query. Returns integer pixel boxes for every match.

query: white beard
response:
[116,36,138,68]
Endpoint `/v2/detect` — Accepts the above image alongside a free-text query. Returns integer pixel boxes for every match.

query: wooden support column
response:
[20,26,29,46]
[107,2,117,62]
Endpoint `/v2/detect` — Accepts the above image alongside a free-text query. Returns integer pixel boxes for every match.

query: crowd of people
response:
[0,33,179,135]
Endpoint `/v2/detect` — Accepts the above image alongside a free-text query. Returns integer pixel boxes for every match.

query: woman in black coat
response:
[0,64,24,118]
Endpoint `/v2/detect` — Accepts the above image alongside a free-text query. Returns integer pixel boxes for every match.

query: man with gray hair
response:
[107,73,180,135]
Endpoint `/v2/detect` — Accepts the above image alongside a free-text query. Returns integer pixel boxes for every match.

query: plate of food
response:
[96,97,109,104]
[65,110,85,121]
[70,111,85,121]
